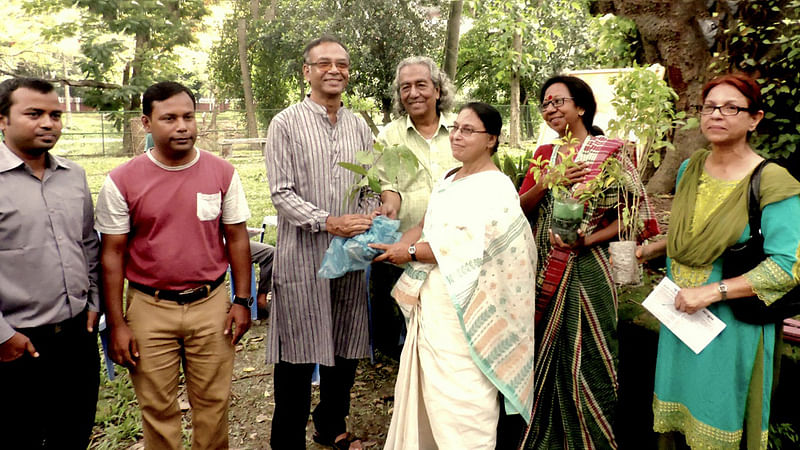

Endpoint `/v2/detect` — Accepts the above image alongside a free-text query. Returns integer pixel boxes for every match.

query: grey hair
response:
[391,56,455,117]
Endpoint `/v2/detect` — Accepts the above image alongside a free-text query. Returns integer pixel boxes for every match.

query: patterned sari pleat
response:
[522,140,632,450]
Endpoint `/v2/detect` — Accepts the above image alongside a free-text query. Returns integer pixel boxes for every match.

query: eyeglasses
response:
[539,97,574,112]
[306,60,350,71]
[692,104,752,116]
[448,125,488,137]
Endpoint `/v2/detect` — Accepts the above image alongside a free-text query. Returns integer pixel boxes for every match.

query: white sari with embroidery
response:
[385,170,537,450]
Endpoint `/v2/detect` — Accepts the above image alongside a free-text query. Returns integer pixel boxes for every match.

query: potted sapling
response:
[599,154,647,285]
[528,132,609,245]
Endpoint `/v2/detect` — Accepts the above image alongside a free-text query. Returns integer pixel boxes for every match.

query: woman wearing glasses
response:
[517,75,658,449]
[371,102,537,449]
[638,73,800,448]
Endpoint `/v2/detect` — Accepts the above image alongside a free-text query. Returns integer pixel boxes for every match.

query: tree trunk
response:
[593,0,712,193]
[238,18,259,140]
[442,0,463,82]
[250,0,260,21]
[509,18,522,148]
[298,75,306,102]
[264,0,276,20]
[521,84,533,139]
[62,58,72,128]
[359,111,379,137]
[123,32,149,156]
[381,96,392,125]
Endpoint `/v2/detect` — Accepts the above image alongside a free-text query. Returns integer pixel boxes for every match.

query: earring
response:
[579,111,584,116]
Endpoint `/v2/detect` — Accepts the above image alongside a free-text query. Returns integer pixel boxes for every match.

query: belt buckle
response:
[175,285,208,304]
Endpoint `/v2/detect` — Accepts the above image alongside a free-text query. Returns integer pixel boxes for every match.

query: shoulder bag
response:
[722,160,800,324]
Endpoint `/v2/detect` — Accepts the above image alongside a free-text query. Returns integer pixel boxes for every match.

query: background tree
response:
[210,0,446,128]
[456,0,600,140]
[592,0,800,192]
[238,12,259,139]
[442,0,463,82]
[23,0,209,155]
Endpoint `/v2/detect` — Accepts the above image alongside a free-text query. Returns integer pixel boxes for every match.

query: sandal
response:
[312,431,363,450]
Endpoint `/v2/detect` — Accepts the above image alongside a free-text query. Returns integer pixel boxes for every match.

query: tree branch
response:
[0,68,121,89]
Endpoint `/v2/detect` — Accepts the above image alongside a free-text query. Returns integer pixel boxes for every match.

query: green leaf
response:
[338,162,368,176]
[355,151,373,165]
[367,175,382,194]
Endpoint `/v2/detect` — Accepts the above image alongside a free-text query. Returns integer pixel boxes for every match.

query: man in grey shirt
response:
[0,78,101,448]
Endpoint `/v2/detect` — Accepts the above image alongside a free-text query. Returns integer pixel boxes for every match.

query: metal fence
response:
[54,109,281,157]
[52,105,542,157]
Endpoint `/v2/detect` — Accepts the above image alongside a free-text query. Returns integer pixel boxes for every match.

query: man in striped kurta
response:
[264,36,377,450]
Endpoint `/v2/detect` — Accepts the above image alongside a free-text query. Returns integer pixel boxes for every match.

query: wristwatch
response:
[717,281,728,301]
[233,296,255,308]
[408,244,417,262]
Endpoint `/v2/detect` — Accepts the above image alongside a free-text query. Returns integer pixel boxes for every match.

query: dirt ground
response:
[226,319,399,450]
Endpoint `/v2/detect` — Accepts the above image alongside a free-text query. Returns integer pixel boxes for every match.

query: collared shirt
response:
[0,142,100,343]
[264,96,376,365]
[377,112,457,232]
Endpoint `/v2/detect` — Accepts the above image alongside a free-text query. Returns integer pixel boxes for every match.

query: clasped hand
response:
[674,284,718,315]
[369,241,411,265]
[549,229,585,250]
[326,214,374,238]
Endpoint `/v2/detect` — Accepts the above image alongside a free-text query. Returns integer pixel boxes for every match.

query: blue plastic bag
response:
[317,216,402,279]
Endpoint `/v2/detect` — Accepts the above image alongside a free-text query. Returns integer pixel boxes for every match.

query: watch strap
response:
[233,296,254,308]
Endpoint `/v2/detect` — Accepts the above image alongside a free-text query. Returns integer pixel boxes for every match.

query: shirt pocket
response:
[197,192,222,221]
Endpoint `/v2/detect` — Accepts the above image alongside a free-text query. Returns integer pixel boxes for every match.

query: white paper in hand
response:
[642,277,727,354]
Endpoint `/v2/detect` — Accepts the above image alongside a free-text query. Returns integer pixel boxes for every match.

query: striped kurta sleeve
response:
[265,111,330,233]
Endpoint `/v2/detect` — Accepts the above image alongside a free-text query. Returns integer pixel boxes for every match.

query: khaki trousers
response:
[126,284,234,450]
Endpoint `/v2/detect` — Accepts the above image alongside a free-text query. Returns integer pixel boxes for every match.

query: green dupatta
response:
[667,149,800,267]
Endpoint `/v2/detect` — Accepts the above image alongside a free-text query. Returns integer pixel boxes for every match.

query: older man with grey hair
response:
[372,56,458,359]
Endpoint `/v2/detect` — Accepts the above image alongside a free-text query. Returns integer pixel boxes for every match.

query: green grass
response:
[70,148,276,243]
[91,364,142,449]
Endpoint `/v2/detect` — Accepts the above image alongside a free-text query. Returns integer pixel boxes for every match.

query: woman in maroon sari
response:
[518,75,658,449]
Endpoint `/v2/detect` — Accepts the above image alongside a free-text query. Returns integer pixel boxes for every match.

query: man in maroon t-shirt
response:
[96,81,252,449]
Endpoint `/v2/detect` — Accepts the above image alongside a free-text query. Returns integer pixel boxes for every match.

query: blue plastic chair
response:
[228,264,259,320]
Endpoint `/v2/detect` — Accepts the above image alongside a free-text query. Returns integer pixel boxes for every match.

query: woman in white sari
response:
[370,102,537,450]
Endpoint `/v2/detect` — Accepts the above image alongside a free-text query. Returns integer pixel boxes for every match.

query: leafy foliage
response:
[209,0,446,126]
[338,142,420,206]
[526,132,598,202]
[586,13,642,68]
[709,0,800,159]
[606,65,691,178]
[24,0,208,111]
[457,0,602,105]
[492,147,533,191]
[527,130,645,241]
[769,422,800,450]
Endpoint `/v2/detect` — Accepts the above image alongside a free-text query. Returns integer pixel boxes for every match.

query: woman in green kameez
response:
[638,73,800,449]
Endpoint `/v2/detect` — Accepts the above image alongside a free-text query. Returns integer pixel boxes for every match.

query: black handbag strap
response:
[744,159,770,246]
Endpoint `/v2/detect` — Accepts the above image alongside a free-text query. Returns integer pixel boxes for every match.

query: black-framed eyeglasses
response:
[448,125,488,137]
[539,97,574,112]
[306,60,350,71]
[691,104,753,116]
